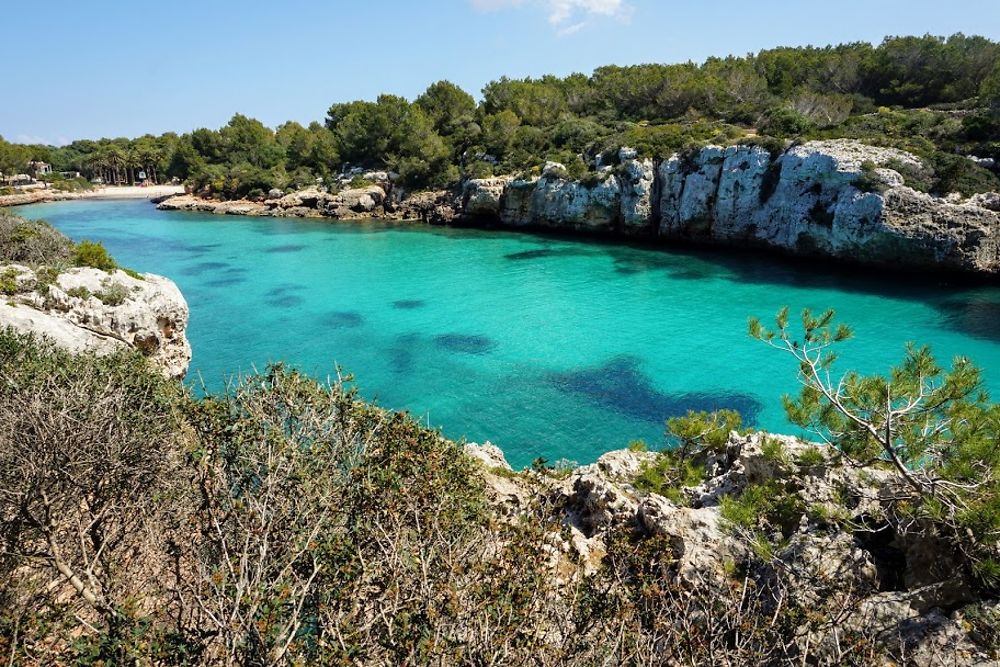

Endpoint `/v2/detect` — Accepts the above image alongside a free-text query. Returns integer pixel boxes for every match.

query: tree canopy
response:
[3,34,999,198]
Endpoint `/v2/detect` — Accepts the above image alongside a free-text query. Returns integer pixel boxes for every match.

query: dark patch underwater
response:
[434,334,496,355]
[547,356,762,425]
[321,311,364,328]
[393,299,426,310]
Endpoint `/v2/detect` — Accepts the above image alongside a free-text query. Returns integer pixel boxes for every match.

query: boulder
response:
[0,265,191,379]
[462,177,512,219]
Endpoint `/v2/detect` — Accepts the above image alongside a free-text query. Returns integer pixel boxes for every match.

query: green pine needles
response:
[751,306,1000,587]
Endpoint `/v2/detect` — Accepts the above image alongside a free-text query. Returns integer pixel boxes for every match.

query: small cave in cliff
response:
[854,519,907,592]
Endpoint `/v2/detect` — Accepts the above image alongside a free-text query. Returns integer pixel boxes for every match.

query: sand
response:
[0,185,185,208]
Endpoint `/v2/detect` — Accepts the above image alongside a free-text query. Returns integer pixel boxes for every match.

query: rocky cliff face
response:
[156,140,1000,274]
[0,265,191,378]
[466,140,1000,274]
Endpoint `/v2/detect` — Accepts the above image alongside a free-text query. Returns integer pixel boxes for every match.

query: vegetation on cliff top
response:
[2,33,1000,199]
[0,211,119,273]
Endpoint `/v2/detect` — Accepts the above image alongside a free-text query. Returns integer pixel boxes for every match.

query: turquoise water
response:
[17,199,1000,468]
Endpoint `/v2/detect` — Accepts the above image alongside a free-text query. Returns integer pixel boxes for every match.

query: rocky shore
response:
[158,139,1000,275]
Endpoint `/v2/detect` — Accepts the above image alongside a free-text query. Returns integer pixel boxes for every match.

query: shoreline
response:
[156,190,1000,284]
[0,185,185,208]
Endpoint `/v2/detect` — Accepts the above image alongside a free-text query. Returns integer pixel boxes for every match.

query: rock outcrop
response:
[464,431,997,665]
[490,140,999,274]
[158,184,456,224]
[0,265,191,379]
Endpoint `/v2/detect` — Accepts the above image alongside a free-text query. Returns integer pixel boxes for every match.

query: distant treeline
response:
[3,34,1000,199]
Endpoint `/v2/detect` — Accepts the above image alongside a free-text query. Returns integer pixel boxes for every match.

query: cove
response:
[17,199,1000,469]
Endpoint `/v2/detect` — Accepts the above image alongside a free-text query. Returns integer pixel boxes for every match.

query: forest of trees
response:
[3,34,1000,199]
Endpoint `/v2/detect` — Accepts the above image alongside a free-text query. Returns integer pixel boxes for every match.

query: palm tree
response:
[105,146,126,185]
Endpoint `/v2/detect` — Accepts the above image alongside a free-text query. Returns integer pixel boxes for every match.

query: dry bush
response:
[0,330,189,664]
[0,214,73,266]
[0,331,972,665]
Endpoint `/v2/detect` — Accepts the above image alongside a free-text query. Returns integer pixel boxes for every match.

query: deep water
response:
[18,200,1000,468]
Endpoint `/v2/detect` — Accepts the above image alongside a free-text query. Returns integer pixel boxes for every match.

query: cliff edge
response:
[0,265,191,379]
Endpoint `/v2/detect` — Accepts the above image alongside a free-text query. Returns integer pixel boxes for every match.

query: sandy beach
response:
[0,185,185,208]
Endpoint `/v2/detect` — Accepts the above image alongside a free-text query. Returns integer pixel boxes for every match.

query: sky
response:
[3,0,999,145]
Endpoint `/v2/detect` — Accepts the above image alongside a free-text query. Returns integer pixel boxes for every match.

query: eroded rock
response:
[0,265,191,379]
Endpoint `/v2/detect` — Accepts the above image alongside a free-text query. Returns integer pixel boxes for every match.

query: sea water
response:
[18,200,1000,468]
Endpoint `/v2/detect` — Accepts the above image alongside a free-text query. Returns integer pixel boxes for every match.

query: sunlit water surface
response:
[18,200,1000,468]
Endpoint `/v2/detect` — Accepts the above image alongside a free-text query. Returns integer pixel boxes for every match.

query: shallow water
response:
[17,200,1000,468]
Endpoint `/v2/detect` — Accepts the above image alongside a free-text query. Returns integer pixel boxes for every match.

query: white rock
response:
[0,266,191,379]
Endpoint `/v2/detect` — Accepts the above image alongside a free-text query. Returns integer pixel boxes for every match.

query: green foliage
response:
[633,410,742,502]
[884,157,935,191]
[667,408,742,454]
[72,240,116,271]
[634,455,705,504]
[853,159,889,194]
[627,439,648,452]
[760,436,789,464]
[65,285,92,300]
[4,33,997,200]
[0,213,74,265]
[759,107,813,138]
[796,445,827,467]
[751,307,1000,590]
[622,121,729,159]
[0,268,20,295]
[965,602,1000,657]
[95,280,129,306]
[719,481,805,539]
[927,151,1000,195]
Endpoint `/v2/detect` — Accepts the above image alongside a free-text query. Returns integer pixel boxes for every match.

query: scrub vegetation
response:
[1,301,998,664]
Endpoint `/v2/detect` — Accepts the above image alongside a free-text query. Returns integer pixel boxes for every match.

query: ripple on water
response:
[547,356,762,425]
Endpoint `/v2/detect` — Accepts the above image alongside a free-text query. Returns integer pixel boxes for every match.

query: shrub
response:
[349,175,374,188]
[928,152,1000,196]
[95,280,129,306]
[853,160,888,194]
[761,436,789,463]
[65,285,92,300]
[0,330,186,662]
[884,157,935,192]
[633,410,742,501]
[72,240,116,271]
[0,268,20,295]
[720,481,805,539]
[0,213,73,265]
[796,445,827,467]
[759,107,813,138]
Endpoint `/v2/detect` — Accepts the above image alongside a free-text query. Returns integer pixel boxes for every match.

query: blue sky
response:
[4,0,999,144]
